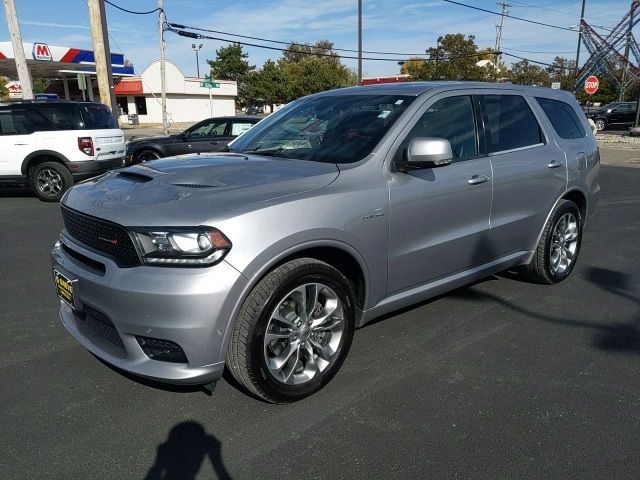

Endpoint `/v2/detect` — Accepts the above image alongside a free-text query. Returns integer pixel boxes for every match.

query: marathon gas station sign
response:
[0,41,134,76]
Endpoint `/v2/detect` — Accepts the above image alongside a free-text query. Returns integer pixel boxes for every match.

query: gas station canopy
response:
[0,41,134,78]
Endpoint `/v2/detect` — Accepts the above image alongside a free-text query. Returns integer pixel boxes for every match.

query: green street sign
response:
[200,81,220,88]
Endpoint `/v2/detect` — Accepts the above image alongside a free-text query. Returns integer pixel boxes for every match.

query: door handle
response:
[14,143,27,146]
[467,174,490,185]
[547,160,564,169]
[209,141,221,145]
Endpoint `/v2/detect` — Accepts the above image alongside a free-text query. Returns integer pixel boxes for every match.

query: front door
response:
[169,118,230,156]
[387,93,493,295]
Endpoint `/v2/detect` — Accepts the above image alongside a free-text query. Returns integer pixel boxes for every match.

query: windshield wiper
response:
[242,146,287,156]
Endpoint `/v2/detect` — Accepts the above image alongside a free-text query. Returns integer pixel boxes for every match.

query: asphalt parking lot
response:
[1,149,639,479]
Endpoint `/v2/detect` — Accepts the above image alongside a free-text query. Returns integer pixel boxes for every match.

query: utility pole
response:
[357,0,362,85]
[87,0,118,114]
[434,36,443,80]
[192,43,202,78]
[619,1,634,101]
[494,2,511,75]
[574,0,586,77]
[159,0,167,134]
[3,0,33,100]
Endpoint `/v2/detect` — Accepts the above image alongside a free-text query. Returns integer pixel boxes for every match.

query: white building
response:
[115,60,237,124]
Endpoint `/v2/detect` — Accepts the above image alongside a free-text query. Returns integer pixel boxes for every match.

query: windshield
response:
[600,103,619,111]
[229,94,415,163]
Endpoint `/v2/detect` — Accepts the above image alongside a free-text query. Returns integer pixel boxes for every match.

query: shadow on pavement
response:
[0,186,34,198]
[145,421,231,480]
[447,265,640,354]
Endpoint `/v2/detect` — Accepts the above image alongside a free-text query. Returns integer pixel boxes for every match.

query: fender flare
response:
[216,238,372,364]
[21,150,70,175]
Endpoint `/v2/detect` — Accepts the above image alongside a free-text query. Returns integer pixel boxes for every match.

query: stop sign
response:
[584,75,599,95]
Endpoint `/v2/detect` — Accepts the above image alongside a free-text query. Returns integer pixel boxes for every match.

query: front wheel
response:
[595,119,606,131]
[522,199,582,284]
[227,258,356,403]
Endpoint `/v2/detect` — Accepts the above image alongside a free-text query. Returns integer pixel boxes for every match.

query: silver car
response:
[51,82,600,403]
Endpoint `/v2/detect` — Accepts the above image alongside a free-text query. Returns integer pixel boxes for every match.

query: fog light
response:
[136,336,188,363]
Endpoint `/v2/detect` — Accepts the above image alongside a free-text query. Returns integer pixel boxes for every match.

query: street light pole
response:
[192,43,202,78]
[435,36,443,80]
[357,0,362,85]
[574,0,586,77]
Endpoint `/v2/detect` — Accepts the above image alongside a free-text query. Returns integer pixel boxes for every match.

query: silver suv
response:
[51,82,600,402]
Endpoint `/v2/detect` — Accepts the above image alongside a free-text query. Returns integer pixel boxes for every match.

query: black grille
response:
[79,305,125,350]
[61,205,140,267]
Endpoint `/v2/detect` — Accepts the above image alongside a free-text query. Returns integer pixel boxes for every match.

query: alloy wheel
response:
[36,168,63,197]
[549,212,579,275]
[263,283,344,385]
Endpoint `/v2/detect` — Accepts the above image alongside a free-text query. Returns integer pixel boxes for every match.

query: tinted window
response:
[0,109,32,135]
[188,119,228,137]
[82,105,117,129]
[481,95,543,153]
[229,94,415,164]
[396,95,477,162]
[134,96,147,115]
[26,105,80,131]
[535,97,585,139]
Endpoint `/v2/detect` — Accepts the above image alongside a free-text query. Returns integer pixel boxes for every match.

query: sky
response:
[0,0,635,79]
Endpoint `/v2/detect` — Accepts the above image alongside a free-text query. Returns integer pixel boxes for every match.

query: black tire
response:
[595,119,607,131]
[132,149,161,164]
[227,258,356,403]
[29,161,73,202]
[522,199,583,284]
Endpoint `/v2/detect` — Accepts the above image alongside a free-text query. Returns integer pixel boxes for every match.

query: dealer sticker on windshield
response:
[54,270,76,309]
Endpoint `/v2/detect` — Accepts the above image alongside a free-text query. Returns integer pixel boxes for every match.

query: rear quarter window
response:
[81,105,118,129]
[535,97,585,140]
[26,104,80,131]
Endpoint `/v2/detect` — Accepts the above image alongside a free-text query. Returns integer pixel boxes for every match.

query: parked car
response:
[245,106,263,115]
[588,101,638,131]
[0,101,124,201]
[51,82,599,403]
[126,115,260,164]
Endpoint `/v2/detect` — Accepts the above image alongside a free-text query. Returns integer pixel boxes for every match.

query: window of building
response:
[480,95,543,153]
[116,97,128,115]
[134,96,147,115]
[395,95,478,162]
[535,97,585,140]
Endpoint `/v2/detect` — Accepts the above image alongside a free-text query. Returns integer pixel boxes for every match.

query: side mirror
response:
[405,137,453,169]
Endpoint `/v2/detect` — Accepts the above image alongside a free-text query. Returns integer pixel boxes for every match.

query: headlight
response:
[131,227,231,266]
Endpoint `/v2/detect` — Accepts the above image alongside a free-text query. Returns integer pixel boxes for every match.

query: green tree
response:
[207,43,255,106]
[546,57,576,90]
[401,34,487,81]
[0,76,8,100]
[244,60,290,108]
[278,40,356,101]
[507,59,551,86]
[33,77,50,94]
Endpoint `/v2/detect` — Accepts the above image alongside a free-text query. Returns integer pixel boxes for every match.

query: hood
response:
[62,153,340,226]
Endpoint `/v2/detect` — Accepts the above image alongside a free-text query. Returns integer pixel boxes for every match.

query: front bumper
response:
[51,235,248,385]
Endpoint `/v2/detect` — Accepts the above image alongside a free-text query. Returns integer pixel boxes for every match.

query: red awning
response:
[115,79,142,95]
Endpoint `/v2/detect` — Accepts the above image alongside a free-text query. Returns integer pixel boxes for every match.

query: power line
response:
[502,52,565,69]
[504,47,575,54]
[166,24,500,63]
[442,0,575,31]
[168,23,431,57]
[104,0,162,15]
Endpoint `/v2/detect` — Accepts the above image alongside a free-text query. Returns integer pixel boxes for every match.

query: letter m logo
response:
[32,43,52,61]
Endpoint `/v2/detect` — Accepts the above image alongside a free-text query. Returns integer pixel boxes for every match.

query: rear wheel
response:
[133,149,161,163]
[522,199,582,284]
[30,161,73,202]
[227,258,356,403]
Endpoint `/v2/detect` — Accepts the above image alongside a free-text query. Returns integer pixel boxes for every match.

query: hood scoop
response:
[172,183,219,189]
[117,171,153,183]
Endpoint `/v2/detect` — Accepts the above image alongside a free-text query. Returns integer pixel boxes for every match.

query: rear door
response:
[387,92,493,294]
[478,91,567,257]
[0,108,36,176]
